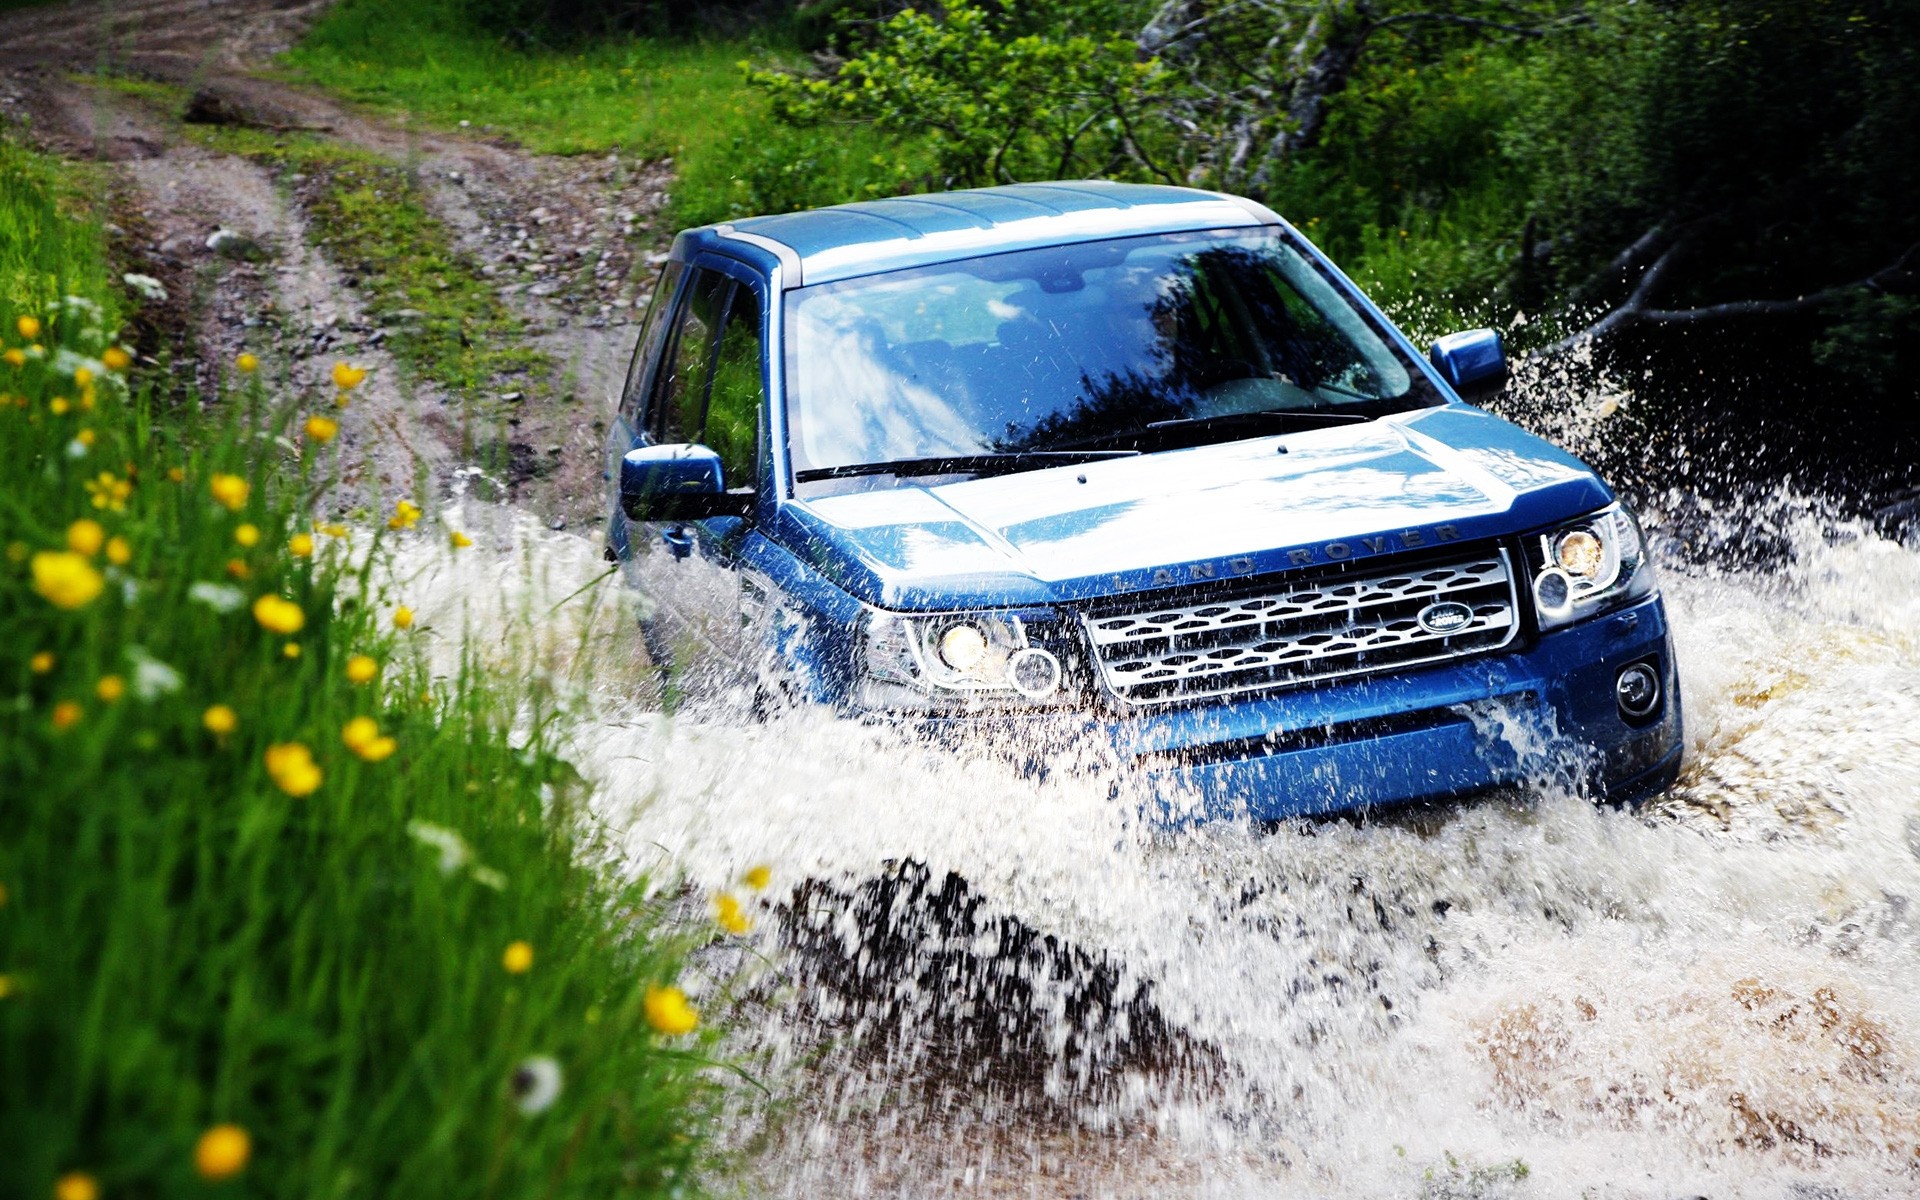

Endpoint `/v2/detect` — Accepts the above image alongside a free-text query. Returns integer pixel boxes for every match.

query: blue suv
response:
[606,181,1682,821]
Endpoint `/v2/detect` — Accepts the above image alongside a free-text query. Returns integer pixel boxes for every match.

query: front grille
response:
[1081,547,1520,706]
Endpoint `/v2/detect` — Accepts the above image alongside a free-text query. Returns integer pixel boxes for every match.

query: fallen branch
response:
[1539,243,1918,356]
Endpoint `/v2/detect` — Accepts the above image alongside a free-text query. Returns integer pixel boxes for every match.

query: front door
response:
[609,257,769,674]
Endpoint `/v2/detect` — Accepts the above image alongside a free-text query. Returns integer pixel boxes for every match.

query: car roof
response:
[692,181,1280,287]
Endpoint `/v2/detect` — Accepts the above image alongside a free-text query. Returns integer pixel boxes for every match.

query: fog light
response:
[1533,568,1574,619]
[938,623,989,672]
[1006,647,1062,698]
[1616,661,1661,719]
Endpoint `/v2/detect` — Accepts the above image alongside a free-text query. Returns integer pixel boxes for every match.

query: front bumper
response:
[1111,593,1682,822]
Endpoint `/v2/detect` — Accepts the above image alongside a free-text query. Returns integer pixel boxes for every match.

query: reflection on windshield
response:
[785,227,1441,478]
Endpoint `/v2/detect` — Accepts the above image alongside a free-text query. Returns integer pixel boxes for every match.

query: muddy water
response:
[391,480,1920,1198]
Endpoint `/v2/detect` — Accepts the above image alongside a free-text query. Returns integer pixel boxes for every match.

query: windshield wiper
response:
[1051,408,1372,453]
[795,450,1140,483]
[1146,408,1371,432]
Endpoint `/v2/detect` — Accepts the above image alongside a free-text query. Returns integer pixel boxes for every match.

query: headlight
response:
[1525,503,1656,630]
[861,607,1077,710]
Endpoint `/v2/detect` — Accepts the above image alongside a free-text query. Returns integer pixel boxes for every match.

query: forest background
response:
[291,0,1920,499]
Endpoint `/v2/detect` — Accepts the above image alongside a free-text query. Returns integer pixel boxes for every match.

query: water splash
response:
[395,491,1920,1197]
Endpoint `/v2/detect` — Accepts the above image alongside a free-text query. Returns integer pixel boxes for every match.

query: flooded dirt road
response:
[390,468,1920,1199]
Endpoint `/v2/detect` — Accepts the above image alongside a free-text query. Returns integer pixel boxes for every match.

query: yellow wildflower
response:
[715,892,751,934]
[449,530,473,549]
[85,471,132,511]
[105,536,131,565]
[502,940,534,974]
[203,704,238,735]
[55,1171,100,1200]
[74,367,93,387]
[76,428,95,447]
[234,523,261,548]
[51,700,83,731]
[392,605,414,630]
[283,641,301,659]
[103,346,131,371]
[331,361,368,391]
[193,1124,251,1181]
[30,651,54,674]
[644,985,699,1035]
[166,466,185,483]
[387,499,423,530]
[288,532,314,558]
[225,558,251,580]
[2,348,22,368]
[66,519,105,556]
[319,522,348,538]
[345,655,378,684]
[342,716,395,761]
[744,864,772,891]
[31,551,104,610]
[235,352,259,374]
[16,315,40,340]
[251,594,305,635]
[209,473,249,511]
[49,397,69,416]
[303,414,338,443]
[263,743,322,796]
[96,675,125,703]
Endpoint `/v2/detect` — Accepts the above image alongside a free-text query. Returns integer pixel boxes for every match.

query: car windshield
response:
[783,227,1442,485]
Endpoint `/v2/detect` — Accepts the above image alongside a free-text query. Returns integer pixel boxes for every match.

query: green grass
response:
[0,141,120,328]
[283,0,902,227]
[0,136,737,1198]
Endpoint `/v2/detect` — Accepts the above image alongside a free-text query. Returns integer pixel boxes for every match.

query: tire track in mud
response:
[0,0,673,527]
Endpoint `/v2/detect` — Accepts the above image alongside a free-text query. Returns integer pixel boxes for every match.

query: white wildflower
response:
[511,1056,563,1115]
[126,647,183,700]
[405,820,472,875]
[188,581,247,613]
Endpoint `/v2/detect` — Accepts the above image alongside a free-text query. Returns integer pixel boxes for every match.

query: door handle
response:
[661,524,695,560]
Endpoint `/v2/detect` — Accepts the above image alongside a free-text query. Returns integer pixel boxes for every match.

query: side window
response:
[705,284,765,486]
[620,261,684,424]
[653,269,733,445]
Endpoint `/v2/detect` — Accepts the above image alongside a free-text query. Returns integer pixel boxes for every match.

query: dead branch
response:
[1539,244,1919,357]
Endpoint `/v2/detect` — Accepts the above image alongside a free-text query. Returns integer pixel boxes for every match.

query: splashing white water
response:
[397,497,1920,1198]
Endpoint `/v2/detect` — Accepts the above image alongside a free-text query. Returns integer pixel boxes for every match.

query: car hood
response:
[778,405,1612,610]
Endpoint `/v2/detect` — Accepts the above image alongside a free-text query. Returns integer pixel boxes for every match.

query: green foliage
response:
[1504,0,1920,284]
[457,0,789,42]
[1259,46,1536,338]
[747,0,1174,191]
[287,0,894,225]
[0,142,119,329]
[0,138,729,1199]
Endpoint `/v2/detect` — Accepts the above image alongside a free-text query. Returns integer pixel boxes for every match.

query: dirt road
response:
[0,0,670,528]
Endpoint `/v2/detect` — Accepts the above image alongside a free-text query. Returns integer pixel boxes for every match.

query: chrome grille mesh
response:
[1082,549,1519,706]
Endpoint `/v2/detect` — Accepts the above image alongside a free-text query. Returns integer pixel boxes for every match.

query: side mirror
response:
[1429,328,1509,397]
[620,444,754,521]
